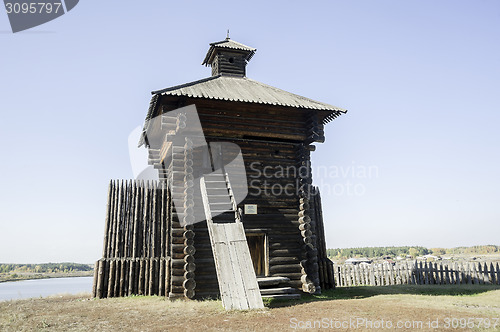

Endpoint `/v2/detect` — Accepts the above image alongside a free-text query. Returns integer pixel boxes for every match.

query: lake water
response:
[0,277,94,301]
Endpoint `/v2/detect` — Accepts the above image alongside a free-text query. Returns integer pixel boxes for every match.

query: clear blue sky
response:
[1,1,499,263]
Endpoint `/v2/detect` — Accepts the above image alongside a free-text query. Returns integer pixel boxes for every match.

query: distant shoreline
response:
[0,271,94,283]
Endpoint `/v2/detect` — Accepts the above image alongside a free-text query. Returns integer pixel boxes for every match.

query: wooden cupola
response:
[202,37,256,77]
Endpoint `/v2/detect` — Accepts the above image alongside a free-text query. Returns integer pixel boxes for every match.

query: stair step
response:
[260,287,297,295]
[206,189,229,195]
[209,202,233,208]
[262,294,301,300]
[257,276,290,287]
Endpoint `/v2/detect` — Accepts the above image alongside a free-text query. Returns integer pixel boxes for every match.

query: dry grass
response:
[1,285,499,331]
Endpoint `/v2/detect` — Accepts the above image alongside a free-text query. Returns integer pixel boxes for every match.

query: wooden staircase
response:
[200,172,264,310]
[257,276,301,300]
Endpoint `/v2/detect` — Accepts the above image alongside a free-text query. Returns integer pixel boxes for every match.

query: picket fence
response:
[334,261,500,287]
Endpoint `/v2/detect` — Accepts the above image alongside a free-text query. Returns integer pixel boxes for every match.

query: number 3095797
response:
[5,2,62,14]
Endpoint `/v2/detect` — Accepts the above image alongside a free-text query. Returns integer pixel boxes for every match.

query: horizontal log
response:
[171,259,188,268]
[192,258,215,265]
[172,237,186,244]
[194,270,217,277]
[270,250,302,258]
[171,244,186,253]
[171,275,187,284]
[192,279,219,287]
[299,223,310,231]
[270,256,300,264]
[171,268,186,277]
[171,252,186,259]
[288,280,303,288]
[184,288,195,299]
[185,262,196,272]
[269,272,303,280]
[184,245,196,255]
[269,241,303,249]
[170,285,185,294]
[301,230,312,238]
[183,279,196,290]
[269,265,302,274]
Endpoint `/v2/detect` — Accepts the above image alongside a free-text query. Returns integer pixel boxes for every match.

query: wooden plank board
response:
[233,237,264,308]
[226,235,249,309]
[200,176,264,310]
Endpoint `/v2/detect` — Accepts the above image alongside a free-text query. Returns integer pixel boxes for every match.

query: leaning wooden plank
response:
[215,241,243,309]
[222,223,248,310]
[233,237,264,309]
[201,175,263,310]
[226,238,249,309]
[233,224,263,308]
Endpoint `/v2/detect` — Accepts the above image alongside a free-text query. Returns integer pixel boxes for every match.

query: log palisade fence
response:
[334,261,500,287]
[93,180,171,298]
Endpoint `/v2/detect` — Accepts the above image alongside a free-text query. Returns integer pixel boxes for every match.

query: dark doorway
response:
[246,234,267,276]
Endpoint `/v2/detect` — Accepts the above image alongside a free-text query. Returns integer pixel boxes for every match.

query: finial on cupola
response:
[226,29,230,39]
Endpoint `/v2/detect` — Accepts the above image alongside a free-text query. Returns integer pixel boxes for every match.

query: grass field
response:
[1,285,499,331]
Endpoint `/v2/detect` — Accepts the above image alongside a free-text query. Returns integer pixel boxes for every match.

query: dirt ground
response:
[1,285,499,331]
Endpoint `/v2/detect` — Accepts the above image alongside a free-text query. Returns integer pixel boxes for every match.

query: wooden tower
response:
[93,37,346,305]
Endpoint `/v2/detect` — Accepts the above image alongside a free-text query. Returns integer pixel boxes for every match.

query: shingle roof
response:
[139,75,346,146]
[202,38,257,65]
[152,75,346,113]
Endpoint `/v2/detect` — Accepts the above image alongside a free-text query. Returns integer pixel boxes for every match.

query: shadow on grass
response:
[264,284,500,308]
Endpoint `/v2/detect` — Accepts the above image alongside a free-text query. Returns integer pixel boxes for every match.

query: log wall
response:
[147,98,332,297]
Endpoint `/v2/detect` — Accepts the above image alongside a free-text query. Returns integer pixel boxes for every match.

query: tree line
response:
[327,246,429,259]
[429,245,500,255]
[327,245,500,259]
[0,263,93,274]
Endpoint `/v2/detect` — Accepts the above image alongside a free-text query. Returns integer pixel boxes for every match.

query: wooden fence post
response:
[496,263,500,285]
[449,263,455,284]
[478,263,484,284]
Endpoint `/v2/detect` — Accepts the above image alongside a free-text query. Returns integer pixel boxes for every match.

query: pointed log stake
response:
[102,181,113,258]
[107,259,116,297]
[92,261,99,298]
[496,263,500,285]
[96,259,105,298]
